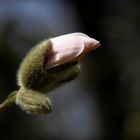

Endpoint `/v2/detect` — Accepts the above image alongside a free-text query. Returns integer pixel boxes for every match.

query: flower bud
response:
[17,32,100,91]
[16,88,52,114]
[0,32,100,115]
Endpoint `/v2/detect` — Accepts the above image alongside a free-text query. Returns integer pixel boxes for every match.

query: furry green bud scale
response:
[16,88,52,114]
[17,40,52,89]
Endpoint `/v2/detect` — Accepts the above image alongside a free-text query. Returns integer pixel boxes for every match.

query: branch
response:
[0,90,18,111]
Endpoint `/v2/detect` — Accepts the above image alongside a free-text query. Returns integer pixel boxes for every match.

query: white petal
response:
[47,36,84,68]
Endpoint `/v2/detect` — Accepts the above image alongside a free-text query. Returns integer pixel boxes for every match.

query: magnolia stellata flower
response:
[0,32,100,114]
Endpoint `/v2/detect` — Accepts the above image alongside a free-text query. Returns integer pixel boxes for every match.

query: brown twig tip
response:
[0,90,18,112]
[0,101,9,111]
[0,103,4,111]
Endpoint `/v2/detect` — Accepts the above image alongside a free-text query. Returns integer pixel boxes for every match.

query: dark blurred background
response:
[0,0,140,140]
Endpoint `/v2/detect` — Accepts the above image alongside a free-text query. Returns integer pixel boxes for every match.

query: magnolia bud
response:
[0,32,100,115]
[17,32,100,92]
[16,88,52,114]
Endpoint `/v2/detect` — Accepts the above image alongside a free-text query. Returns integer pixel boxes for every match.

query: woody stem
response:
[0,90,18,111]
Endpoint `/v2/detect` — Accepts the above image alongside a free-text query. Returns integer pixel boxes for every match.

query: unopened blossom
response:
[0,32,101,115]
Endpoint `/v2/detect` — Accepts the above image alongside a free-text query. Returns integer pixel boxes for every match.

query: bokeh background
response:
[0,0,140,140]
